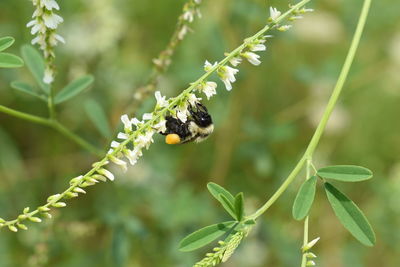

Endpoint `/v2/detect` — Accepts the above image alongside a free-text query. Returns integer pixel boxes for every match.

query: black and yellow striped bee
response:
[160,102,214,144]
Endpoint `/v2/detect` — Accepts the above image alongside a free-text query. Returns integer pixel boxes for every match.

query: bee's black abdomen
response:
[162,116,192,139]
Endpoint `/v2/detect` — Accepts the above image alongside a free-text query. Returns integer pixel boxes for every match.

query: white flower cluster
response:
[178,0,203,40]
[100,4,314,180]
[269,6,313,32]
[26,0,64,84]
[197,35,268,97]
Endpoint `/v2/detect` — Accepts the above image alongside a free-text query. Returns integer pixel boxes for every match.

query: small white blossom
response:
[177,109,188,123]
[43,67,54,84]
[178,25,189,40]
[153,118,167,133]
[131,118,142,127]
[229,56,242,67]
[277,25,292,32]
[41,0,60,11]
[117,132,129,140]
[243,52,261,66]
[97,168,115,181]
[269,7,281,21]
[110,141,120,148]
[218,65,239,91]
[182,10,194,23]
[42,13,63,29]
[198,81,217,100]
[188,93,202,106]
[204,60,218,72]
[121,114,132,131]
[142,113,153,121]
[136,131,155,149]
[109,155,127,172]
[155,91,168,108]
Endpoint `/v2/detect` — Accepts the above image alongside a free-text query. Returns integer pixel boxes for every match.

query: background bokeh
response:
[0,0,399,266]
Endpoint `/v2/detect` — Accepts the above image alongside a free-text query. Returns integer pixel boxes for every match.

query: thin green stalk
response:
[301,159,312,267]
[0,105,103,157]
[48,85,56,120]
[248,0,372,220]
[0,105,52,126]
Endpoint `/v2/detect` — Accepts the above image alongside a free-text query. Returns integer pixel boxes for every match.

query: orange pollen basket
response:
[165,134,181,145]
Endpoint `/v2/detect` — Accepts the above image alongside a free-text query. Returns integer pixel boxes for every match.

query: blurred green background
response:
[0,0,399,266]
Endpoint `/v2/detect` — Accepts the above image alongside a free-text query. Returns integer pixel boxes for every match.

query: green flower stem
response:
[248,0,372,221]
[0,105,103,157]
[0,0,311,230]
[0,104,52,126]
[48,85,56,120]
[301,159,312,267]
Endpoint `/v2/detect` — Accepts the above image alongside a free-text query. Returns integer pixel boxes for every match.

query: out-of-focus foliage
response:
[0,0,399,266]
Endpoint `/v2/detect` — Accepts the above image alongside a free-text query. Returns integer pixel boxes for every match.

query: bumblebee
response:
[160,102,214,144]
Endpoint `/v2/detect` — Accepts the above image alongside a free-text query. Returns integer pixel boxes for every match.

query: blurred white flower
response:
[218,66,239,91]
[155,91,169,108]
[199,81,217,99]
[269,7,281,21]
[43,67,54,84]
[204,60,218,72]
[121,114,133,131]
[243,52,261,66]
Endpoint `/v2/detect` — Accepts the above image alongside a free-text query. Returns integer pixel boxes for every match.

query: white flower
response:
[219,66,239,91]
[97,168,115,181]
[43,67,54,84]
[269,7,281,21]
[204,60,218,72]
[131,118,143,128]
[178,25,189,40]
[142,113,153,121]
[49,33,65,46]
[277,25,292,32]
[109,155,127,172]
[42,13,63,29]
[117,132,129,140]
[243,52,261,66]
[41,0,60,11]
[121,114,132,131]
[229,56,242,67]
[182,10,194,22]
[136,131,154,149]
[199,81,217,100]
[124,149,139,165]
[250,39,267,52]
[177,109,188,123]
[110,141,120,148]
[188,93,202,106]
[155,91,168,108]
[153,118,167,133]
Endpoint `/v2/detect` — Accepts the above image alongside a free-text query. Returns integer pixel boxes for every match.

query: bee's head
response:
[189,103,213,128]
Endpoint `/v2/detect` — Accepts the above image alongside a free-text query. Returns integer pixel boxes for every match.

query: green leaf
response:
[219,194,238,220]
[317,165,373,182]
[207,182,235,204]
[0,53,24,68]
[21,45,49,94]
[292,176,317,220]
[0,37,15,52]
[234,193,244,221]
[10,81,46,101]
[179,221,236,252]
[324,183,375,246]
[85,99,111,138]
[55,75,94,104]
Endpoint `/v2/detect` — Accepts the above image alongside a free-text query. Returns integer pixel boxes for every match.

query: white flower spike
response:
[199,81,217,100]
